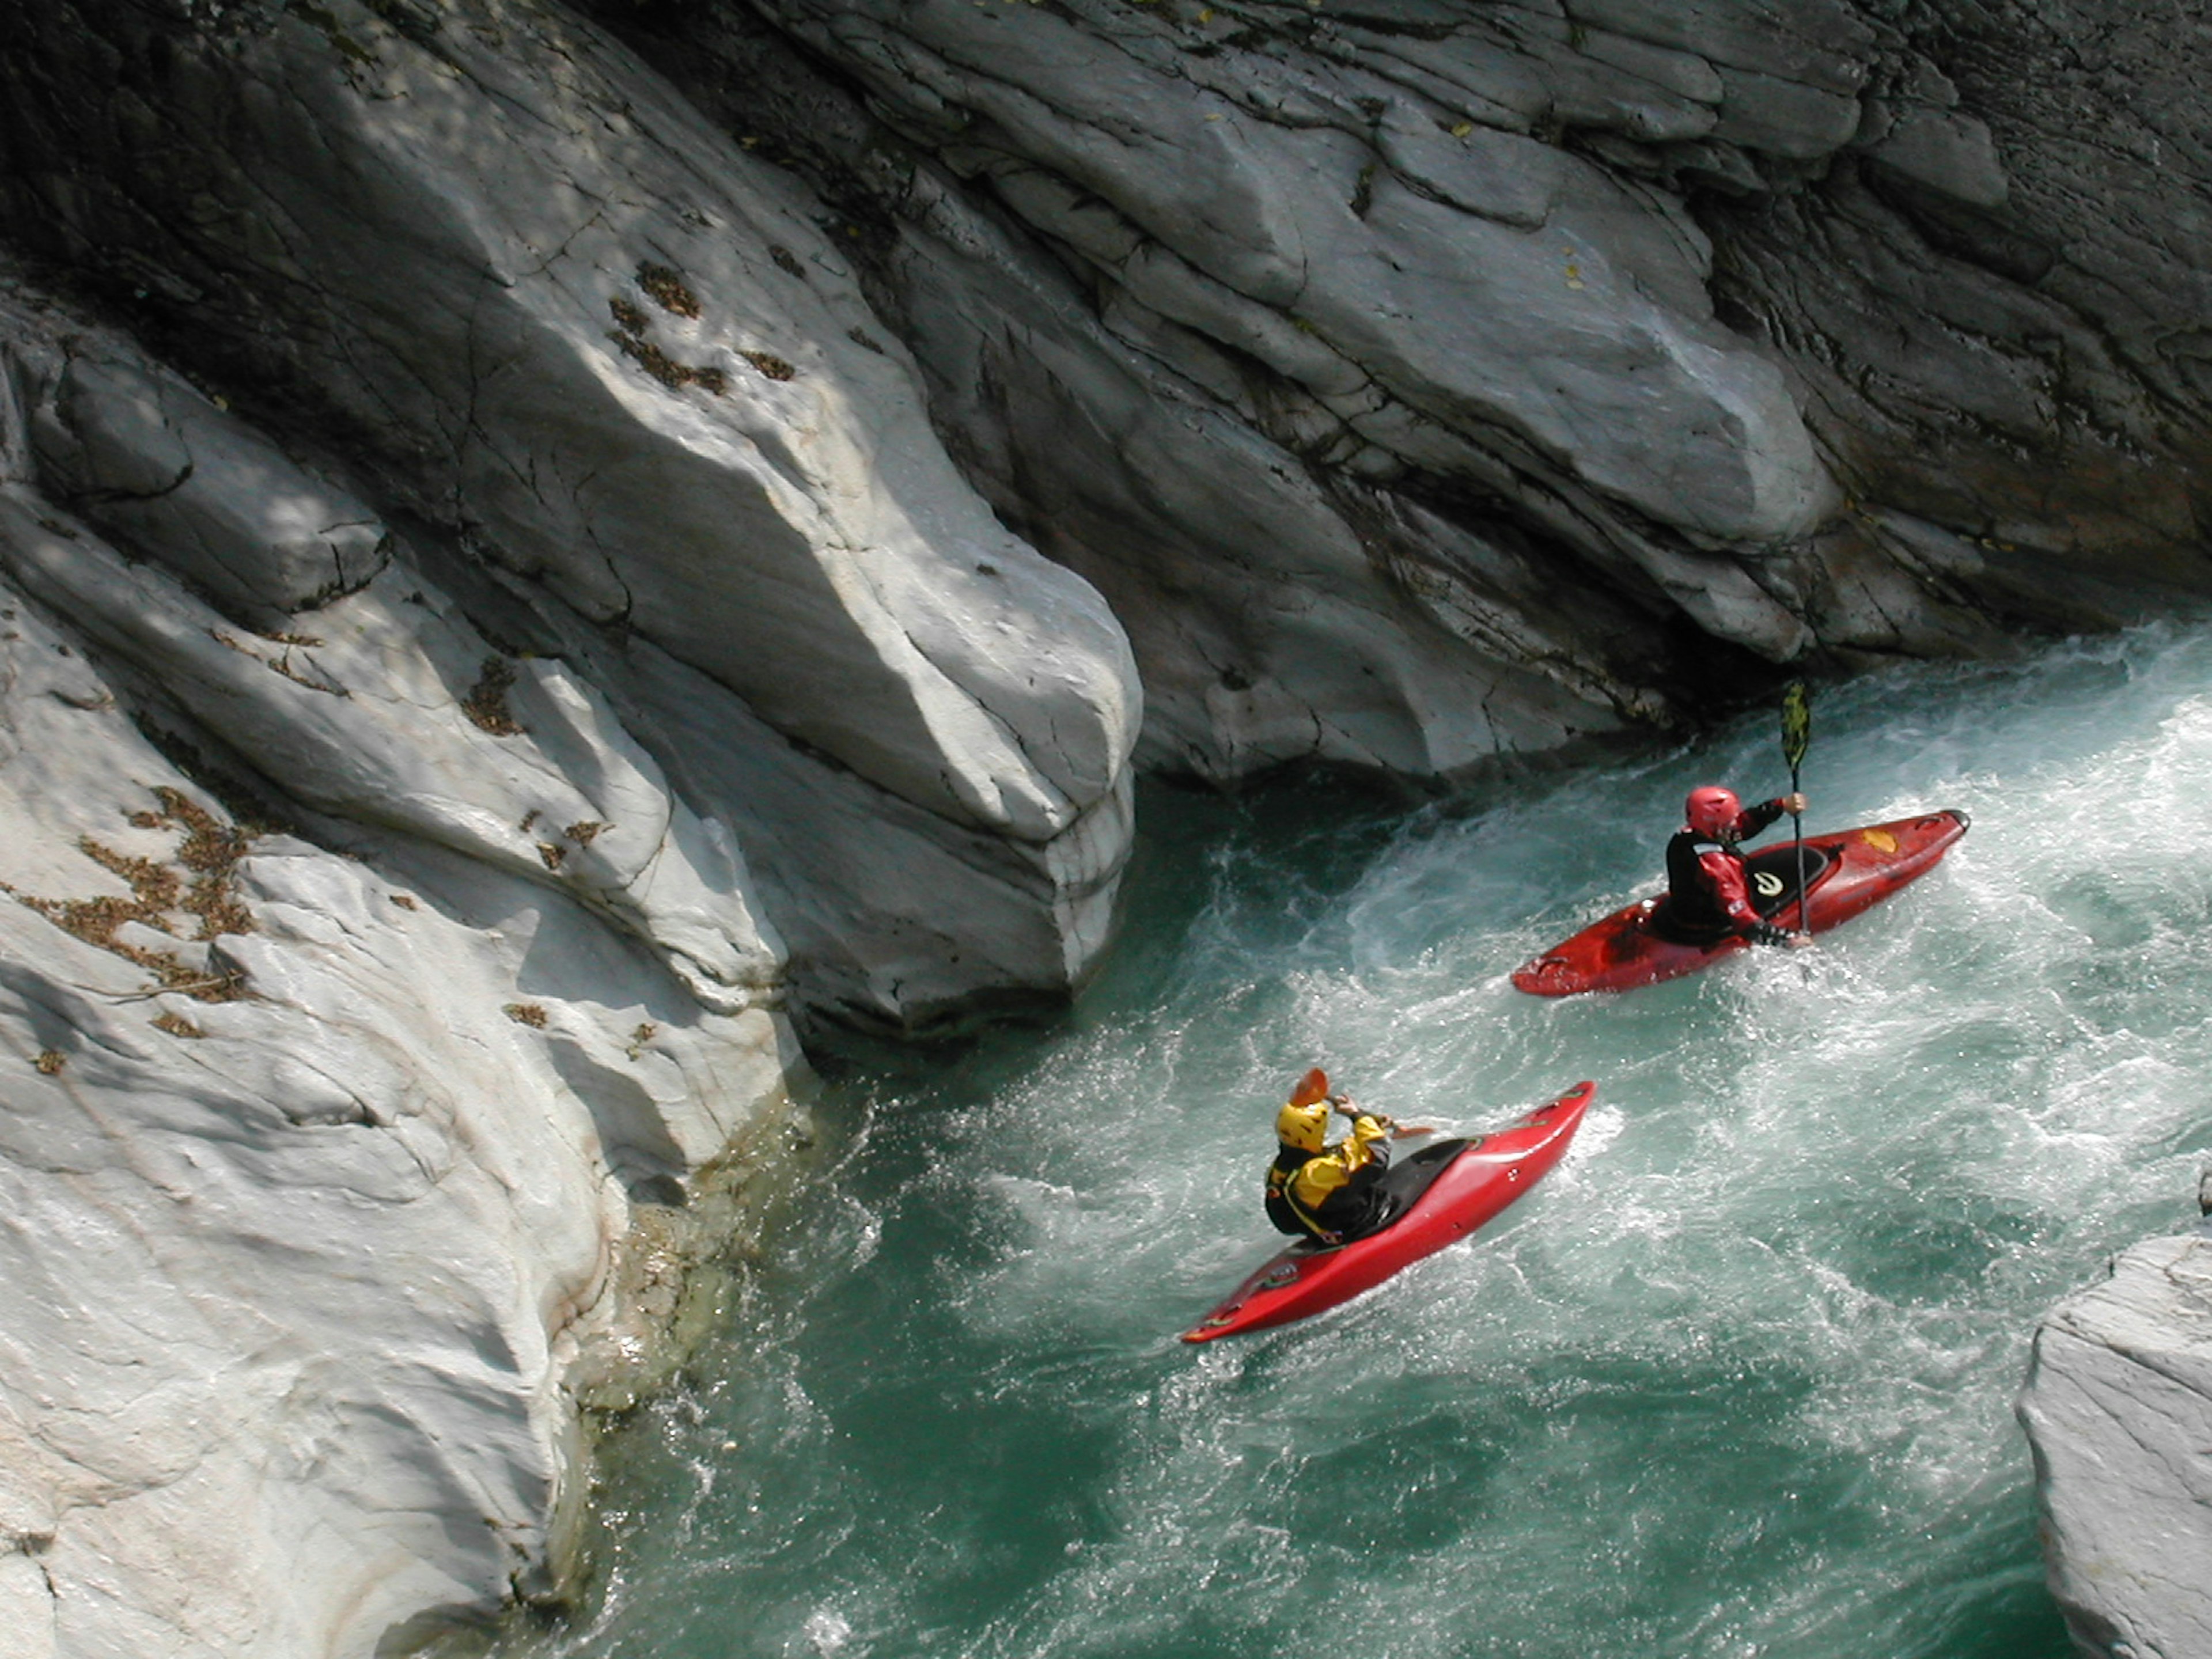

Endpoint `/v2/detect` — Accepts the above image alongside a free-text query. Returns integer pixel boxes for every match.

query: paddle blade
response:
[1289,1067,1330,1107]
[1781,679,1812,774]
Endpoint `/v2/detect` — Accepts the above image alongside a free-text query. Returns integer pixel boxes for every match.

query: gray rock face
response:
[2021,1231,2212,1659]
[29,339,391,626]
[747,0,1852,757]
[9,0,2206,825]
[1712,6,2212,626]
[2,0,2205,820]
[600,0,2212,775]
[582,0,2045,781]
[784,0,1833,542]
[0,282,816,1656]
[0,0,1141,1027]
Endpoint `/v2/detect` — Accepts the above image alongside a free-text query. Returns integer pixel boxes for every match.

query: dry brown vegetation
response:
[461,656,524,735]
[610,330,730,396]
[608,266,734,395]
[637,262,701,317]
[5,789,257,1002]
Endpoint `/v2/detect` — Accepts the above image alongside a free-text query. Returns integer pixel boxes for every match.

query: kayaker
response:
[1657,784,1812,946]
[1265,1089,1407,1245]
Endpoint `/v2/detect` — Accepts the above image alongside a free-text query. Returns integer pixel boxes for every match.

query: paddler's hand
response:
[1781,792,1808,814]
[1391,1123,1435,1139]
[1785,931,1813,949]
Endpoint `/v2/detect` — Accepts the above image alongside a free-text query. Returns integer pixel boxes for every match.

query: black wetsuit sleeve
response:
[1740,799,1787,840]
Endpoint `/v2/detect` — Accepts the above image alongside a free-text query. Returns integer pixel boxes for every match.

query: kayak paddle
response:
[1781,679,1812,934]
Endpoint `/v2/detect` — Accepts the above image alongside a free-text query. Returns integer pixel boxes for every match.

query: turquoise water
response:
[503,623,2212,1659]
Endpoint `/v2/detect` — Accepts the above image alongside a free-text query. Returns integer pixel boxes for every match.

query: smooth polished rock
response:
[0,492,781,1015]
[0,276,804,1657]
[22,336,390,627]
[0,547,793,1658]
[0,0,1141,974]
[2021,1231,2212,1659]
[609,632,1135,1028]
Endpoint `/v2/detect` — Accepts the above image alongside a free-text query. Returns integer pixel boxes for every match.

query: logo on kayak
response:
[1753,871,1785,899]
[1862,828,1898,853]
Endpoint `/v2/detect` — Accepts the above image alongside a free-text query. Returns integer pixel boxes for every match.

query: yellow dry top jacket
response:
[1266,1111,1392,1237]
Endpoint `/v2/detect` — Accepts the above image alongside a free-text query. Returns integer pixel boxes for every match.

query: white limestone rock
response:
[0,1555,54,1659]
[0,0,1142,1012]
[0,549,796,1658]
[613,633,1133,1026]
[107,0,1138,851]
[18,335,391,626]
[0,291,808,1653]
[3,277,1128,1026]
[2019,1230,2212,1659]
[0,491,779,1016]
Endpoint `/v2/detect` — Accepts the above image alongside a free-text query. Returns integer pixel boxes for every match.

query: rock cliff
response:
[0,0,2204,1652]
[0,0,1142,1031]
[0,281,805,1657]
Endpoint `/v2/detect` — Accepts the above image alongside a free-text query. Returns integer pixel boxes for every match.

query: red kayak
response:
[1181,1081,1593,1343]
[1512,810,1969,997]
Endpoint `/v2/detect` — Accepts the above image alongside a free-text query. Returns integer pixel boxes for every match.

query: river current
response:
[495,621,2212,1659]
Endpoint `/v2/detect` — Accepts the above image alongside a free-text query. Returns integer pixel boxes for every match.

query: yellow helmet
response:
[1275,1097,1330,1154]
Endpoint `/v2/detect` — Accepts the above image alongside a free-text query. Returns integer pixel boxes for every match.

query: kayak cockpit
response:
[1315,1135,1480,1247]
[1647,842,1839,944]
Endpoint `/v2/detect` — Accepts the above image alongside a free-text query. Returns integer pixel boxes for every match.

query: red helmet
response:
[1685,786,1741,840]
